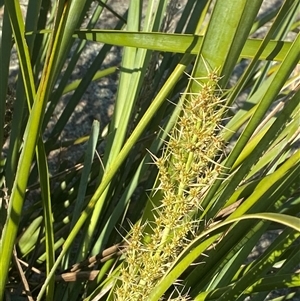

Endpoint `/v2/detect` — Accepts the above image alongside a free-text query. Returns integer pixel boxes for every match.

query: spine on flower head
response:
[115,68,225,301]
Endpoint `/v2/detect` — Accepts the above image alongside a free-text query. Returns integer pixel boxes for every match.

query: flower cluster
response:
[115,71,225,301]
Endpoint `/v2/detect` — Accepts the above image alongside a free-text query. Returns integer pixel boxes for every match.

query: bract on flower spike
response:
[115,65,226,301]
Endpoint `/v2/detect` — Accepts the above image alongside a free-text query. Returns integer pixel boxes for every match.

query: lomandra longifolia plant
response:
[115,69,226,300]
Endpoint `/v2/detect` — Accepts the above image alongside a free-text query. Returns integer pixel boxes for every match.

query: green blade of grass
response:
[73,30,295,62]
[0,0,37,297]
[194,274,300,301]
[0,6,12,151]
[191,0,263,88]
[148,212,300,301]
[36,138,55,301]
[62,120,100,269]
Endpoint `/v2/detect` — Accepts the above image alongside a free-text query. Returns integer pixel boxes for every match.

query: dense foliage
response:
[0,0,299,300]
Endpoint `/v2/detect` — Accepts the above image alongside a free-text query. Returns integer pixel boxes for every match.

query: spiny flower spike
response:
[115,67,226,301]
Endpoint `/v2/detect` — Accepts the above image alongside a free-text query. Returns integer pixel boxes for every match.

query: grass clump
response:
[0,1,299,300]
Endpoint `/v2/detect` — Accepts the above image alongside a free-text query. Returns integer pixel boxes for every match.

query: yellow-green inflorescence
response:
[115,71,225,301]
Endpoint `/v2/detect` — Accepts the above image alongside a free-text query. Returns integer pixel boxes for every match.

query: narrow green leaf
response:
[148,213,300,301]
[18,216,43,255]
[62,67,117,95]
[0,0,36,296]
[0,7,12,150]
[195,273,300,301]
[63,120,100,267]
[73,30,295,62]
[191,0,263,88]
[36,139,55,301]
